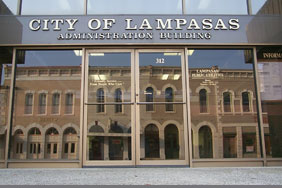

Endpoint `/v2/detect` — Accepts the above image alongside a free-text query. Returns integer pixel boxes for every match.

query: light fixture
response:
[188,50,194,56]
[173,74,180,80]
[164,52,180,56]
[74,50,82,56]
[161,74,169,80]
[99,75,106,80]
[90,53,105,56]
[92,75,106,81]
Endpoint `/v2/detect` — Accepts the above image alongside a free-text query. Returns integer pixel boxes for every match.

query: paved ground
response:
[0,167,282,185]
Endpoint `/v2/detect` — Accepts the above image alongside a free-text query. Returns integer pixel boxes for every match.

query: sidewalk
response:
[0,167,282,185]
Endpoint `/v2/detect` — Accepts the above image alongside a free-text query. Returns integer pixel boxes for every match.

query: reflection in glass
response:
[87,0,182,14]
[145,87,154,112]
[223,127,237,158]
[87,106,131,161]
[242,127,257,158]
[165,87,174,112]
[257,50,282,158]
[21,0,84,15]
[24,93,33,114]
[38,93,47,114]
[96,88,105,113]
[242,92,251,112]
[0,52,12,159]
[165,124,179,159]
[0,0,18,15]
[199,126,213,158]
[87,52,131,161]
[65,93,74,114]
[114,89,122,113]
[199,89,207,113]
[145,124,160,158]
[189,49,261,159]
[186,0,248,15]
[10,50,81,160]
[223,92,232,112]
[51,93,60,114]
[251,0,282,15]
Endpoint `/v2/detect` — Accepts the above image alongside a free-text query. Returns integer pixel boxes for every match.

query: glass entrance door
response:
[84,50,135,166]
[83,49,189,166]
[136,50,188,165]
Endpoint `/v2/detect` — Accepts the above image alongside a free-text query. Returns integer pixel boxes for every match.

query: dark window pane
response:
[242,92,250,112]
[199,89,207,113]
[223,92,231,112]
[146,87,154,112]
[145,124,160,158]
[16,143,19,154]
[199,126,213,158]
[53,144,57,154]
[65,93,73,114]
[24,93,33,114]
[52,93,60,114]
[47,143,51,154]
[165,87,174,111]
[20,143,23,153]
[38,144,40,154]
[71,143,75,153]
[64,143,68,154]
[38,93,46,114]
[29,144,32,154]
[96,88,105,113]
[115,89,122,113]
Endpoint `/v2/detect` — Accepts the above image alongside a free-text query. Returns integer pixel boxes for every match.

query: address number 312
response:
[156,58,165,64]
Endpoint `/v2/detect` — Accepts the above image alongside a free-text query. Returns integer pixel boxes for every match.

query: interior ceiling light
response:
[174,74,180,80]
[164,52,180,56]
[188,50,194,56]
[90,53,105,56]
[162,74,169,80]
[74,50,82,56]
[92,75,106,81]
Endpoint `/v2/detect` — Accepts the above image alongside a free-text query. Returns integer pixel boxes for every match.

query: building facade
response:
[0,0,282,168]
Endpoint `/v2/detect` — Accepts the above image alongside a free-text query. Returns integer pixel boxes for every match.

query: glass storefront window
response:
[0,0,17,15]
[185,0,248,15]
[251,0,282,15]
[10,50,82,160]
[257,46,282,158]
[0,47,13,160]
[188,49,261,159]
[21,0,84,15]
[87,0,182,14]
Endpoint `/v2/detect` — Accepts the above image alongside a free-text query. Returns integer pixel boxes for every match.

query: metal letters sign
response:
[28,17,240,41]
[0,15,282,45]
